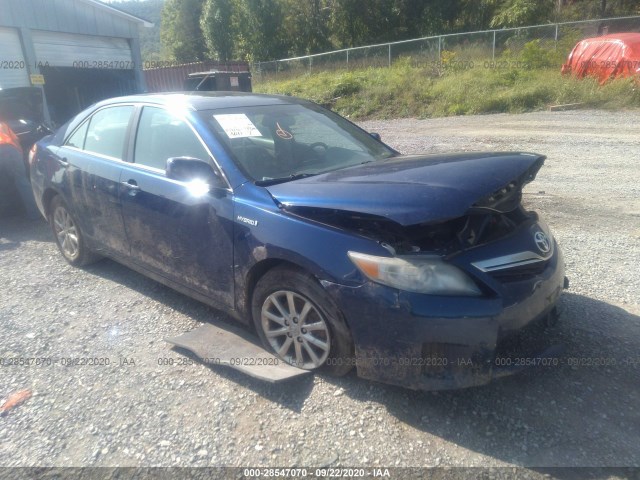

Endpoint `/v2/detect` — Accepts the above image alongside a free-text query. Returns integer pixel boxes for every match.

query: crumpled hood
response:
[266,152,545,226]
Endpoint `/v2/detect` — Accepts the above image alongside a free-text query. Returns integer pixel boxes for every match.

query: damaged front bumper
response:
[322,239,567,391]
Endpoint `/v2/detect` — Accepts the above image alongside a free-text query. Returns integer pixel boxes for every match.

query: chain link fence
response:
[252,15,640,83]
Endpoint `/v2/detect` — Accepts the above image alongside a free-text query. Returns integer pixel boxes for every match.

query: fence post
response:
[555,23,559,50]
[309,56,312,74]
[275,61,278,80]
[346,49,349,69]
[492,30,496,61]
[388,44,391,67]
[438,36,442,59]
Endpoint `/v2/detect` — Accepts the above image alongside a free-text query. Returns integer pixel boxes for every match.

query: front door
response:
[119,106,235,308]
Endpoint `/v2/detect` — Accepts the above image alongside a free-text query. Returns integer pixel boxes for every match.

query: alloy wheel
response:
[261,290,331,369]
[53,206,79,259]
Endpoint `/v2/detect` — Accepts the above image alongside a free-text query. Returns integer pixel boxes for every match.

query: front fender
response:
[232,183,387,317]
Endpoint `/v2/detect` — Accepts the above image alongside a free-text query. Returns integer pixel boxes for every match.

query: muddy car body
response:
[30,93,566,390]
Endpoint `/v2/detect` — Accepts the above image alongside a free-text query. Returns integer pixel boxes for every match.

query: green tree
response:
[160,0,207,62]
[490,0,555,28]
[389,0,429,38]
[416,0,463,35]
[281,0,333,56]
[554,0,640,21]
[330,0,398,47]
[201,0,235,61]
[454,0,498,31]
[233,0,287,60]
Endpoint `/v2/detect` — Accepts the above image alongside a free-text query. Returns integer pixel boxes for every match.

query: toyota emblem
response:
[534,231,551,254]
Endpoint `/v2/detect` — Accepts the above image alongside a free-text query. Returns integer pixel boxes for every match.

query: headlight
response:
[348,251,482,296]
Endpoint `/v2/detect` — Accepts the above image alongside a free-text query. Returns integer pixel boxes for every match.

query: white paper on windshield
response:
[214,114,262,138]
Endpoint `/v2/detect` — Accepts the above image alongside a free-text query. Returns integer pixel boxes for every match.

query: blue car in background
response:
[30,93,567,390]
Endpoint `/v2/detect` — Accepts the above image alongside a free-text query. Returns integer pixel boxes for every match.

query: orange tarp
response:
[561,33,640,84]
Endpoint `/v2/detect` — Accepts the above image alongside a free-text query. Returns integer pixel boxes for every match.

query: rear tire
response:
[252,266,354,376]
[49,195,101,267]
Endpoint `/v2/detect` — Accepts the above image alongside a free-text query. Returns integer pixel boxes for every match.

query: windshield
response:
[200,103,396,184]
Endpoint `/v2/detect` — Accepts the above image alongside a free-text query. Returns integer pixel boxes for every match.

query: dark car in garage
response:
[0,87,51,164]
[30,92,567,390]
[0,87,50,217]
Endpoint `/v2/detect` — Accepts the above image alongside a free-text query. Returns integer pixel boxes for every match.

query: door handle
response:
[121,180,140,191]
[57,157,69,167]
[120,180,140,195]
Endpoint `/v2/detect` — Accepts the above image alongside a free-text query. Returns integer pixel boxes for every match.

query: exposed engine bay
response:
[284,203,535,255]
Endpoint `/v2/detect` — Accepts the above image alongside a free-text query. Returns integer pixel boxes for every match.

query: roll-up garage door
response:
[0,27,30,89]
[31,30,133,69]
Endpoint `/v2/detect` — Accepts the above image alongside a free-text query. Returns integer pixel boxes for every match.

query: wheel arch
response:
[247,259,355,375]
[243,258,307,326]
[242,257,353,334]
[41,187,61,220]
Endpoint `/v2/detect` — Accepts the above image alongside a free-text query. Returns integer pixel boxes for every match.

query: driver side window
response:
[134,107,210,171]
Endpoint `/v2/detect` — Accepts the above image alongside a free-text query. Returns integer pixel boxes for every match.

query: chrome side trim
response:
[472,251,549,272]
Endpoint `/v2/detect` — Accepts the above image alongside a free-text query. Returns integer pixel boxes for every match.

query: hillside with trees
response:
[111,0,164,61]
[114,0,640,62]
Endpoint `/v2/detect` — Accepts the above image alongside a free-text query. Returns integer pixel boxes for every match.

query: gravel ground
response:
[1,109,639,474]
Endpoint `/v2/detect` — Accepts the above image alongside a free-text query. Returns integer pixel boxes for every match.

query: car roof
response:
[92,92,312,112]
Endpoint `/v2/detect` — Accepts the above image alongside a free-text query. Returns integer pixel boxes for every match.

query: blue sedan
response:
[30,93,567,390]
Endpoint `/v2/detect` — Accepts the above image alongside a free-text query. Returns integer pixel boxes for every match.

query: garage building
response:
[0,0,151,125]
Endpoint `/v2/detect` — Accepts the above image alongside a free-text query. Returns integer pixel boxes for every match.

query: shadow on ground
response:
[83,258,317,412]
[0,213,50,252]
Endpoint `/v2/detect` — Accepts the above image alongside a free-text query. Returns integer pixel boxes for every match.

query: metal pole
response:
[438,36,442,59]
[492,30,496,61]
[388,44,391,67]
[346,49,349,69]
[555,23,559,50]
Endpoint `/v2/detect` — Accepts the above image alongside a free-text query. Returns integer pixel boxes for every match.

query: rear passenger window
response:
[134,107,209,171]
[83,106,134,160]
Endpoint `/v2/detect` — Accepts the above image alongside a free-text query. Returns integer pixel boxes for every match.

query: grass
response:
[254,57,640,120]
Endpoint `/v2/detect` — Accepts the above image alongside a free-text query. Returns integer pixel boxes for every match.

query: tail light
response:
[0,122,21,150]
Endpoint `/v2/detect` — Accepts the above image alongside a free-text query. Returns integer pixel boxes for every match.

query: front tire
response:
[49,195,100,266]
[252,266,354,376]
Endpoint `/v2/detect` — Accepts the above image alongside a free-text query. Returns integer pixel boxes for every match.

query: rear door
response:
[56,104,134,255]
[119,105,235,307]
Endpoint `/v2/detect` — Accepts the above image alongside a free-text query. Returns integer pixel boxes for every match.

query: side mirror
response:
[166,157,221,186]
[370,132,381,141]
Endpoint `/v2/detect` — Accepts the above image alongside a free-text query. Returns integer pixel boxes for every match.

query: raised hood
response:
[266,152,545,226]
